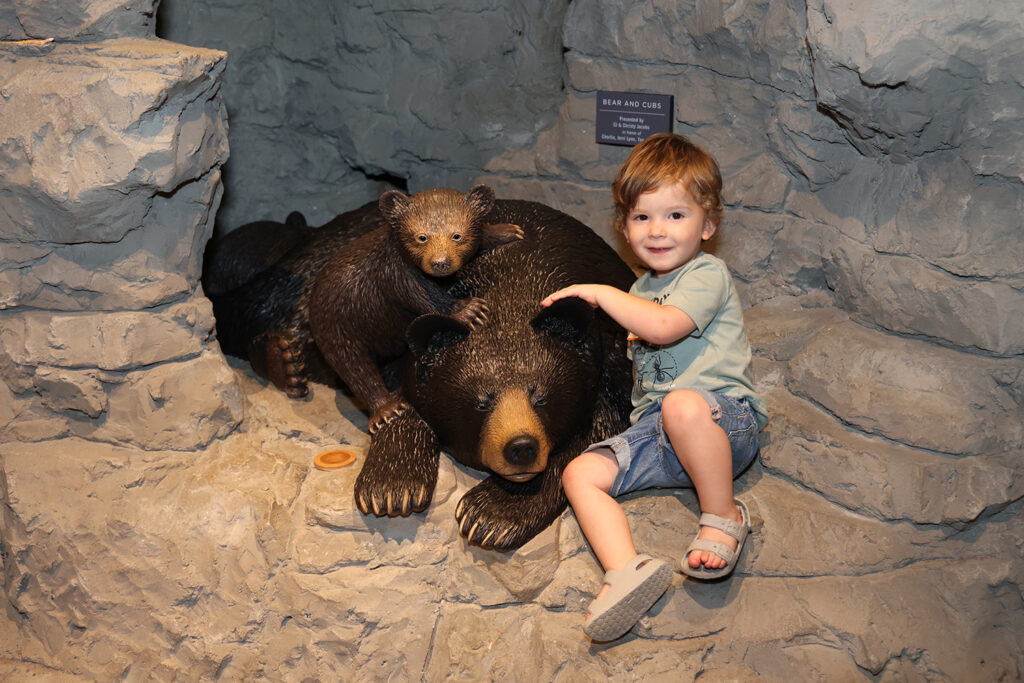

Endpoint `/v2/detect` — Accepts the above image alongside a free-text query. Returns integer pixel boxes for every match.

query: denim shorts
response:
[586,390,760,497]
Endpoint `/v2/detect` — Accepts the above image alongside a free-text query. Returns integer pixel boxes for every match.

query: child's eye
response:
[631,213,648,222]
[670,211,685,220]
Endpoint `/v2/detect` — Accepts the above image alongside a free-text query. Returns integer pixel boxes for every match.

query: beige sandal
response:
[681,499,750,580]
[583,554,672,642]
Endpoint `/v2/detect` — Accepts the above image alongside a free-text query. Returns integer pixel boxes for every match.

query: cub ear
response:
[464,184,496,218]
[379,190,412,227]
[531,297,594,345]
[407,313,472,361]
[285,211,307,228]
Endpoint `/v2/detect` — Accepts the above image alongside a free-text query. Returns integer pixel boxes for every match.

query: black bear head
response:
[405,297,600,481]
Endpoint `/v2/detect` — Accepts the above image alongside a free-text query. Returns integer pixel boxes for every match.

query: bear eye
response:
[529,386,548,406]
[416,234,429,243]
[475,391,495,412]
[451,233,463,242]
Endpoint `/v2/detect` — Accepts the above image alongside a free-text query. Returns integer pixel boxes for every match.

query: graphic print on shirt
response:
[632,341,678,396]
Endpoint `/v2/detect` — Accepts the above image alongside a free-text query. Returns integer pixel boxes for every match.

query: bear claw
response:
[368,401,410,435]
[454,475,564,551]
[453,296,489,329]
[354,409,441,518]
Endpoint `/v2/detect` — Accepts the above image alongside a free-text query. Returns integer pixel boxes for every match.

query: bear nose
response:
[503,435,539,467]
[431,259,451,274]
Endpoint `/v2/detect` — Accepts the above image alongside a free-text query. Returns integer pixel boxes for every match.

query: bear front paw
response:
[453,296,489,329]
[455,476,565,551]
[355,409,440,517]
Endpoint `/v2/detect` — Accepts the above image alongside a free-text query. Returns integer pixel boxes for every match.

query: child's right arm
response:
[541,284,696,346]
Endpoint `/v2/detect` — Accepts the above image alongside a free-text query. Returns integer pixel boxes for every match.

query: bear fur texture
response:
[206,185,522,433]
[205,196,635,551]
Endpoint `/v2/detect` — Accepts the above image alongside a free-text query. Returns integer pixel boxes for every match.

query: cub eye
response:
[475,391,496,412]
[529,386,548,406]
[416,234,429,243]
[451,233,463,242]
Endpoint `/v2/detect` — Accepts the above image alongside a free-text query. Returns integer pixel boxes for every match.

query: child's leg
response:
[561,450,637,600]
[661,389,742,571]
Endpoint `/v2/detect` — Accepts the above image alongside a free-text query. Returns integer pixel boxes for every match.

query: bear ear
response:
[285,211,307,228]
[379,190,412,227]
[464,184,496,218]
[531,297,594,345]
[407,313,472,361]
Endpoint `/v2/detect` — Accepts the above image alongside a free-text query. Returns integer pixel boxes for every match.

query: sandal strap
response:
[686,538,736,563]
[696,511,743,541]
[602,553,653,586]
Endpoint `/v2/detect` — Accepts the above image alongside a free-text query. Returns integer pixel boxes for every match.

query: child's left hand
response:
[541,284,603,308]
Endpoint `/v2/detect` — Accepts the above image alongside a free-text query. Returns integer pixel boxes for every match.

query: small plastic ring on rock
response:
[314,449,357,471]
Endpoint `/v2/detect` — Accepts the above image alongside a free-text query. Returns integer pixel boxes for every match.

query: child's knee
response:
[561,455,588,491]
[662,389,712,428]
[561,451,614,494]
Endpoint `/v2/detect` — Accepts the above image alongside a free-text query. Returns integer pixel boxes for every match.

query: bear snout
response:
[478,388,551,481]
[429,258,452,275]
[504,435,539,468]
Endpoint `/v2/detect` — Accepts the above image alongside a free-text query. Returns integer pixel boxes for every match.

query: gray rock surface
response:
[3,357,1021,680]
[2,0,1022,680]
[0,38,243,452]
[1,0,158,41]
[157,0,571,230]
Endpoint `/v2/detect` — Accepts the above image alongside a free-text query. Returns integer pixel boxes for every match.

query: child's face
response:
[623,182,716,277]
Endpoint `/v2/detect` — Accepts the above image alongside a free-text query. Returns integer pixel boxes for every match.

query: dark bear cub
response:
[307,185,522,433]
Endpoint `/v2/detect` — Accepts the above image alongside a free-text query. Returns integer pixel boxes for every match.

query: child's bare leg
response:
[561,451,636,601]
[661,389,742,571]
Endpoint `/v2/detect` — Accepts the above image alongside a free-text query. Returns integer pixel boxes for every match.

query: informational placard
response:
[595,90,673,146]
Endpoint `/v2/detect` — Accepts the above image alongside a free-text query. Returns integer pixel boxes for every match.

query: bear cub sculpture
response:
[309,185,522,432]
[204,195,635,551]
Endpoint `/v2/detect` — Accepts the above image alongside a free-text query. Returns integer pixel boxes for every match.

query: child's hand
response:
[541,284,603,308]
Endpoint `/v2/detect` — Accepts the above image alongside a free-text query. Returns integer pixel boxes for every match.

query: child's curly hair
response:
[611,132,724,232]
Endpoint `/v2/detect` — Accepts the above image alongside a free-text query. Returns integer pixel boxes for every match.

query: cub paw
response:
[483,222,525,246]
[355,409,440,517]
[453,296,489,329]
[368,398,410,435]
[249,329,308,398]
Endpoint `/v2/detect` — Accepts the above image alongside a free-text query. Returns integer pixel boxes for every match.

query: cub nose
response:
[431,259,451,274]
[504,435,539,467]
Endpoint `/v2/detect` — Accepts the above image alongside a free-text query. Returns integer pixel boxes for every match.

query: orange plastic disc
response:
[314,448,357,471]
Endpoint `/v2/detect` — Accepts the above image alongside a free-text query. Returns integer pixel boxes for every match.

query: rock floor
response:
[2,302,1022,681]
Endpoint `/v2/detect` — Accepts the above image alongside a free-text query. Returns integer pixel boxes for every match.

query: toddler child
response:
[541,132,768,642]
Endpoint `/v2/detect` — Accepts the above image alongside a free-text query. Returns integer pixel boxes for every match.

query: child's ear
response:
[702,216,717,240]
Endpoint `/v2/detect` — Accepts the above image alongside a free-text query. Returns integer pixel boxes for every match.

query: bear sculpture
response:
[205,196,635,551]
[207,185,522,433]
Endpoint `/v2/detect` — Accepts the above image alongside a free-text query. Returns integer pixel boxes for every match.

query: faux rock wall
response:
[0,33,243,450]
[2,0,1023,680]
[157,0,571,230]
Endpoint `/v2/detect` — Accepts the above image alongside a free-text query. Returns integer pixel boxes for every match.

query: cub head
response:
[379,185,495,277]
[406,297,599,481]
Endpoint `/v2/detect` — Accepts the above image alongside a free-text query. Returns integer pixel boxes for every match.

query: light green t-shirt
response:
[627,252,768,430]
